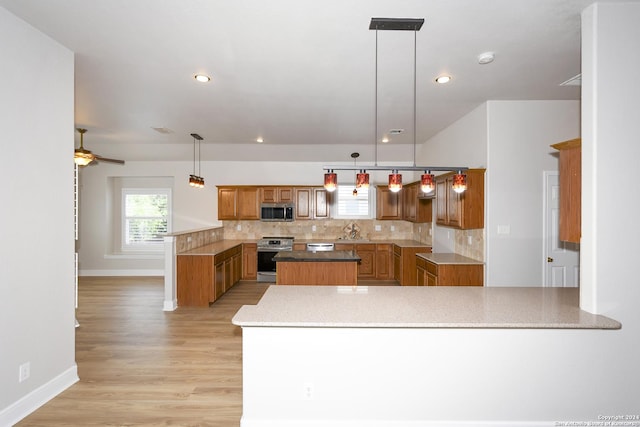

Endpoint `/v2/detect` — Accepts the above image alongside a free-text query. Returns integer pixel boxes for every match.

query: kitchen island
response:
[274,250,361,286]
[232,286,620,426]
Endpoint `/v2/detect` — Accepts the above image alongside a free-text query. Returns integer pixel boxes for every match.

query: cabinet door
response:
[213,261,225,301]
[278,187,294,203]
[224,258,233,292]
[403,184,417,222]
[313,188,330,219]
[393,252,401,282]
[242,244,257,280]
[417,265,426,286]
[237,187,260,220]
[218,188,238,220]
[435,180,448,225]
[356,244,376,279]
[375,244,392,280]
[447,179,462,227]
[426,273,437,287]
[376,186,402,219]
[292,243,307,251]
[232,253,242,285]
[295,188,312,220]
[261,187,277,203]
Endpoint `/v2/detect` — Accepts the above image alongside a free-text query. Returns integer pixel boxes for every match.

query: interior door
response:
[544,172,580,287]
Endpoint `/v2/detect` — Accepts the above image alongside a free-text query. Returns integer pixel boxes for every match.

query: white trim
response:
[0,365,78,427]
[163,236,177,311]
[79,269,164,277]
[103,253,164,260]
[541,170,558,287]
[240,418,554,427]
[164,299,177,311]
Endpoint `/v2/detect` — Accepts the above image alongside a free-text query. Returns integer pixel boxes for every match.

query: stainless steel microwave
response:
[260,203,294,222]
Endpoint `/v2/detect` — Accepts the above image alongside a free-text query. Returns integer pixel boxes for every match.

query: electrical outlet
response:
[303,382,314,400]
[390,225,395,232]
[375,225,381,231]
[187,236,192,243]
[467,235,473,245]
[312,225,317,232]
[236,224,242,231]
[19,362,30,383]
[428,228,432,236]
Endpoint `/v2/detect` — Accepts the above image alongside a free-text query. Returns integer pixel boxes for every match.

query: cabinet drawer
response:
[424,260,438,276]
[355,243,376,251]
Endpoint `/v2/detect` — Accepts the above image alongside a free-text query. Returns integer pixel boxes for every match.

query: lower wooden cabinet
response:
[375,244,393,280]
[242,243,257,280]
[416,256,483,286]
[177,245,243,307]
[393,245,432,286]
[354,243,394,280]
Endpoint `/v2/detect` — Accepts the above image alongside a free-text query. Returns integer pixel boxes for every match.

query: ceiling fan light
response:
[74,149,95,166]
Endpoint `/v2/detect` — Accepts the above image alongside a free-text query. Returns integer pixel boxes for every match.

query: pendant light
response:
[421,171,435,193]
[189,133,205,188]
[351,152,369,194]
[452,171,467,193]
[324,170,337,192]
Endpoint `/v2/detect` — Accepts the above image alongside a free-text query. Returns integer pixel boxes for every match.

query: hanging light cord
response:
[198,137,201,177]
[192,137,196,175]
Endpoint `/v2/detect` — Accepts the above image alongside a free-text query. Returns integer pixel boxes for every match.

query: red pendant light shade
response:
[420,172,435,193]
[356,170,370,189]
[324,170,337,192]
[452,171,467,193]
[388,170,402,193]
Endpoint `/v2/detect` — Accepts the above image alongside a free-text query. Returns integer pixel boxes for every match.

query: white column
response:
[163,236,177,311]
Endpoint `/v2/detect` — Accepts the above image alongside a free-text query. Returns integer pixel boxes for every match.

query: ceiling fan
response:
[73,128,125,166]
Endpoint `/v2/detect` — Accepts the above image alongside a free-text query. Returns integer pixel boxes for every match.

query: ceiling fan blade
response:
[95,155,125,165]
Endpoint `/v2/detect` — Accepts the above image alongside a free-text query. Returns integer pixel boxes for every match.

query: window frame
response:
[331,185,375,219]
[121,188,172,252]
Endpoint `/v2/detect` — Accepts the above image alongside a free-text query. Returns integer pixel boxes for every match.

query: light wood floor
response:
[17,277,270,427]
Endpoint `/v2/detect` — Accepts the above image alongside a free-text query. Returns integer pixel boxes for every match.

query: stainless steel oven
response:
[256,237,293,282]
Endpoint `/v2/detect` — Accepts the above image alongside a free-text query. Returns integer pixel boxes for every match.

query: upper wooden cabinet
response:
[261,186,293,203]
[376,186,402,219]
[402,182,433,223]
[435,169,485,229]
[295,187,331,220]
[217,186,260,220]
[551,138,581,243]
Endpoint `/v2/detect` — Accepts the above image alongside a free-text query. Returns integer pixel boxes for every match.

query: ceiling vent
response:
[389,129,404,135]
[152,127,174,134]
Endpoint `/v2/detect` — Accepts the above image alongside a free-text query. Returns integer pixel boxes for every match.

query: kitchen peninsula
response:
[274,250,361,285]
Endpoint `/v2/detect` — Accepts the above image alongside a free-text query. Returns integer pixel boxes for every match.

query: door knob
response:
[547,257,554,263]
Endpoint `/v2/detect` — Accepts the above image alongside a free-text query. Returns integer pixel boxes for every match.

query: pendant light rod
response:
[322,166,468,172]
[413,27,417,167]
[374,28,378,167]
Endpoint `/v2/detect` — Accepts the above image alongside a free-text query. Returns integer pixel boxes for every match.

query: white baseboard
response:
[0,365,78,426]
[79,269,164,277]
[163,299,177,311]
[240,419,554,427]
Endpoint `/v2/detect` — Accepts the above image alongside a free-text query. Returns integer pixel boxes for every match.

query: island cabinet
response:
[551,138,581,243]
[217,186,260,220]
[242,243,257,280]
[416,254,483,287]
[435,169,485,229]
[393,244,432,286]
[261,186,293,203]
[177,244,243,307]
[295,187,331,220]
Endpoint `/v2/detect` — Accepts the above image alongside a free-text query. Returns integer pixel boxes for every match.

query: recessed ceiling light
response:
[381,137,389,143]
[194,74,211,83]
[477,52,495,65]
[256,137,264,143]
[435,75,451,84]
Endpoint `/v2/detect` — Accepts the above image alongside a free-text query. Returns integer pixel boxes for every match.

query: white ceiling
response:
[1,0,598,162]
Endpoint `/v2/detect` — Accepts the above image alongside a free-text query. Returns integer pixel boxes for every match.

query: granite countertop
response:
[232,286,621,330]
[295,239,430,248]
[177,240,250,255]
[273,250,361,262]
[417,252,483,265]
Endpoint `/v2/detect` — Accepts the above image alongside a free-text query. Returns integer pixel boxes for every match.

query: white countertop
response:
[232,286,620,329]
[416,252,483,265]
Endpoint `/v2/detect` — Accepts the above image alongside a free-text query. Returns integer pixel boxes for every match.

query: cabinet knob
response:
[547,257,554,263]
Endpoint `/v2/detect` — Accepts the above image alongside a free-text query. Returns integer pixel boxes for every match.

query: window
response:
[333,185,374,219]
[122,188,171,252]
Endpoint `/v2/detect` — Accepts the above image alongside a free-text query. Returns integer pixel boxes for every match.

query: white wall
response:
[418,102,488,252]
[486,100,580,286]
[0,7,78,425]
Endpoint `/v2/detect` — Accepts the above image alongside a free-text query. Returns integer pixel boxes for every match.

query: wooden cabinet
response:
[292,243,307,251]
[295,187,330,220]
[551,138,581,243]
[217,186,260,220]
[376,185,402,219]
[402,182,433,223]
[242,243,257,280]
[393,244,432,286]
[435,169,485,229]
[355,243,376,279]
[261,186,293,203]
[334,243,354,251]
[375,244,393,280]
[354,243,393,280]
[415,256,483,286]
[177,245,243,307]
